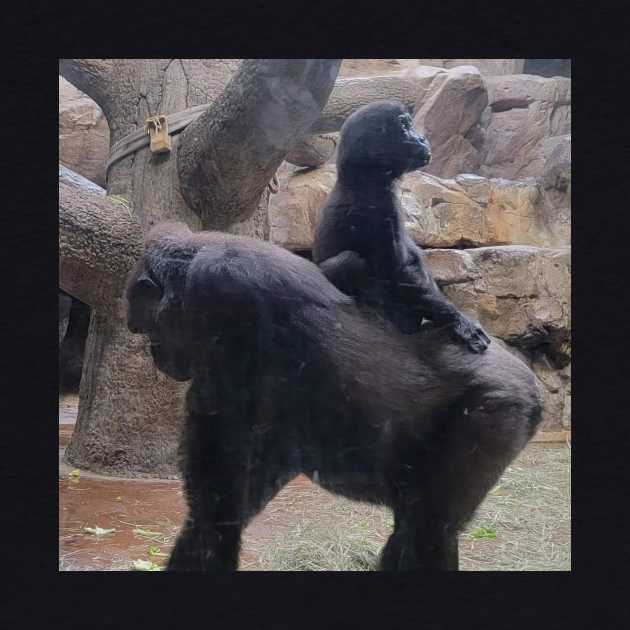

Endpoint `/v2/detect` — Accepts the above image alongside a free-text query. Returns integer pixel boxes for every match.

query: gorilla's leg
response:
[380,507,459,571]
[166,409,294,571]
[380,389,541,571]
[167,446,244,568]
[166,410,250,571]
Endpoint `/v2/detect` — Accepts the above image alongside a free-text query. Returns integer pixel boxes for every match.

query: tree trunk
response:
[59,59,340,477]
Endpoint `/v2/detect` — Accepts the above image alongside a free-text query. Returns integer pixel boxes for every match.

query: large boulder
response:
[410,66,488,178]
[59,76,110,187]
[478,74,571,180]
[269,165,569,250]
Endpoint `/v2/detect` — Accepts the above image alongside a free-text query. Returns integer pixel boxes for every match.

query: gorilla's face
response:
[337,100,431,178]
[126,262,193,382]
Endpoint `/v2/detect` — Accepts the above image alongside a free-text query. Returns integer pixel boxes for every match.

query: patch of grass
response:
[254,506,389,571]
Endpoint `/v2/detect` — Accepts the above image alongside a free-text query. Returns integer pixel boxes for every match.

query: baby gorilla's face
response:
[338,100,431,177]
[396,111,431,169]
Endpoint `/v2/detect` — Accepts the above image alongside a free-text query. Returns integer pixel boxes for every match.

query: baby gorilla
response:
[126,223,541,571]
[313,99,490,352]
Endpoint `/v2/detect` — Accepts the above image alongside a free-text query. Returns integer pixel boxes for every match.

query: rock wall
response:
[479,74,571,180]
[269,166,569,250]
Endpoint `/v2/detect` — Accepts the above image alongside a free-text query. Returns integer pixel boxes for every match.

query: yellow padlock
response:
[145,115,172,155]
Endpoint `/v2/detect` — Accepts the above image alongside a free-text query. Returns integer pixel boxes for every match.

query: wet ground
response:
[59,394,571,571]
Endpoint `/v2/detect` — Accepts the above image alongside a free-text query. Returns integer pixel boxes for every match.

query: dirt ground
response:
[59,394,571,571]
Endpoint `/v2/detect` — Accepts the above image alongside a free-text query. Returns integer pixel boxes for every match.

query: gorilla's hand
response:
[449,315,491,353]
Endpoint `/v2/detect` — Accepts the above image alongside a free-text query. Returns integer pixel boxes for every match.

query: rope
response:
[105,104,208,178]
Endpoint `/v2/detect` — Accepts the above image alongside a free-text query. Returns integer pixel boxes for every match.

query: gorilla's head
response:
[337,100,431,180]
[126,224,196,382]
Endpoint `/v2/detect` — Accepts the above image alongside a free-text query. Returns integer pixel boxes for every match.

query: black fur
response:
[313,99,491,352]
[126,222,542,571]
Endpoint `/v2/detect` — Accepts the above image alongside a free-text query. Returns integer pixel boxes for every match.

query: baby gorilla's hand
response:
[450,315,491,353]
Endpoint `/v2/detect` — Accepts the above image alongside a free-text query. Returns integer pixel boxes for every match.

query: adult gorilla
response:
[126,223,542,571]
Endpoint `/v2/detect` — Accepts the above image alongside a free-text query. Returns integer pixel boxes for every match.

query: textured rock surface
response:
[411,66,488,178]
[59,77,110,186]
[479,75,571,180]
[425,246,571,432]
[425,246,570,355]
[269,164,338,250]
[269,165,569,250]
[285,133,338,168]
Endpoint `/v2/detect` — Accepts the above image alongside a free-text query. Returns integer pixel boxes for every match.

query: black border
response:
[4,1,629,628]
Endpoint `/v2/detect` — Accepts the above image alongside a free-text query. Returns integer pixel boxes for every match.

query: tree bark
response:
[59,59,341,477]
[59,166,142,309]
[177,59,342,227]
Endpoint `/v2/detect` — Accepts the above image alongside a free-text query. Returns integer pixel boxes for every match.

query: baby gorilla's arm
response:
[395,260,491,354]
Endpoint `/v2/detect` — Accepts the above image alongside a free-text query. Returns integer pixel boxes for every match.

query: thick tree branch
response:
[59,165,142,309]
[177,58,341,229]
[59,59,116,113]
[310,75,424,134]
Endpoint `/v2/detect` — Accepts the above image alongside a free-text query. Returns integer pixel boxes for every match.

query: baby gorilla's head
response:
[336,100,431,180]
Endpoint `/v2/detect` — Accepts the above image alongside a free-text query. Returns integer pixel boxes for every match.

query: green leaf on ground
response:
[148,545,168,557]
[83,526,116,536]
[132,559,162,571]
[69,469,81,478]
[471,527,497,540]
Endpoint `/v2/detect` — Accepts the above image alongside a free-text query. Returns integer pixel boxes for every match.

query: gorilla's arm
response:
[394,238,491,353]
